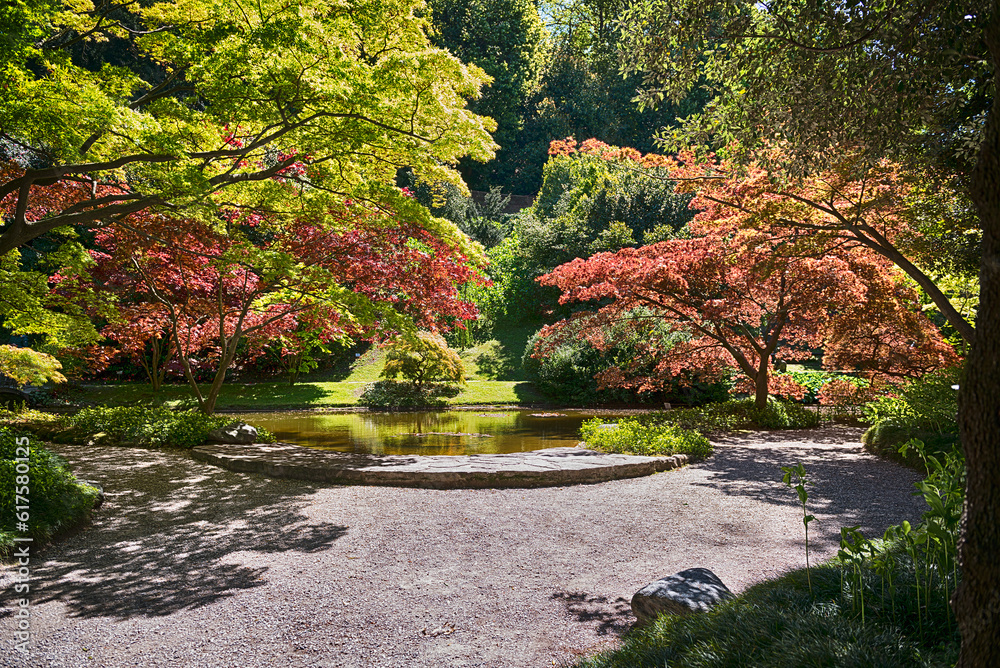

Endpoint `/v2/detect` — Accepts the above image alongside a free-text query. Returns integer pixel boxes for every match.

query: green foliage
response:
[1,0,497,253]
[0,247,103,351]
[862,367,961,465]
[504,47,710,194]
[1,429,99,556]
[522,152,695,271]
[575,558,959,668]
[56,406,274,448]
[580,417,712,458]
[618,0,988,178]
[652,399,820,433]
[466,228,546,326]
[436,184,513,249]
[381,332,466,388]
[781,463,815,594]
[0,345,67,386]
[358,380,452,410]
[426,0,547,191]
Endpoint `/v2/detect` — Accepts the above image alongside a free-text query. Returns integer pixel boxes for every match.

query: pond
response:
[237,410,623,456]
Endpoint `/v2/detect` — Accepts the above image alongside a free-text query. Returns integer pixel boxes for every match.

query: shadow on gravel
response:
[550,591,633,637]
[691,427,924,548]
[31,445,347,620]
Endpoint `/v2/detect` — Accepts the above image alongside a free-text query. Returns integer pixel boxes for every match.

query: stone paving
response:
[191,442,688,489]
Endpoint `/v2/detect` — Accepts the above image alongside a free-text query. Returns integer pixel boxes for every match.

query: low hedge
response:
[1,428,100,558]
[654,398,821,433]
[0,406,274,448]
[580,418,713,459]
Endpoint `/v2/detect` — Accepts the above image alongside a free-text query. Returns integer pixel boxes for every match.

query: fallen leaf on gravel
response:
[422,622,455,637]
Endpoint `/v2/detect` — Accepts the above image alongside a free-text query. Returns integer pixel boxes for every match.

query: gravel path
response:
[2,426,926,668]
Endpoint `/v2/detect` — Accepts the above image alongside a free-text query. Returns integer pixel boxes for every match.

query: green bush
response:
[580,418,713,458]
[652,399,820,433]
[576,557,958,668]
[54,406,274,448]
[862,367,961,466]
[1,429,99,558]
[358,380,454,410]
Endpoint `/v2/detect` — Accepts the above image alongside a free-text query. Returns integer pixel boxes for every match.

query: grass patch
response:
[580,418,713,458]
[71,377,547,410]
[1,429,100,558]
[577,555,959,668]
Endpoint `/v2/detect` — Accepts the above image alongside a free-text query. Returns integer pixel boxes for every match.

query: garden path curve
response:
[1,426,926,668]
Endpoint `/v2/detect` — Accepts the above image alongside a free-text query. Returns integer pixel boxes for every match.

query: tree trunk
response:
[754,365,769,409]
[954,7,1000,666]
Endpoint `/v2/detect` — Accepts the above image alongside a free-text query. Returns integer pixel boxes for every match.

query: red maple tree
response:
[82,203,481,413]
[538,226,957,408]
[548,138,976,345]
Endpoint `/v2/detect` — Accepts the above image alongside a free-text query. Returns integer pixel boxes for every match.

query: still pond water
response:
[238,410,619,456]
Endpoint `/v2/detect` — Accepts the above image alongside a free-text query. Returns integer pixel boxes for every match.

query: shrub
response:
[580,418,713,458]
[52,406,274,448]
[861,367,961,465]
[649,399,820,433]
[381,332,466,388]
[1,429,99,558]
[358,380,453,410]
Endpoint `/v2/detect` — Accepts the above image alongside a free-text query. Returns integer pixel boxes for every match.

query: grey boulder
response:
[631,567,733,627]
[207,422,258,444]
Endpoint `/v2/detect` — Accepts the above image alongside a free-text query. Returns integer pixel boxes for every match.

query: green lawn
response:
[77,378,545,410]
[72,329,550,410]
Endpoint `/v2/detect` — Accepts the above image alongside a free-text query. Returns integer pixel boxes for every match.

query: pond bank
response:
[192,443,690,489]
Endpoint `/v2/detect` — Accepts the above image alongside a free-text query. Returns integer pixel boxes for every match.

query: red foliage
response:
[79,204,480,408]
[538,225,957,406]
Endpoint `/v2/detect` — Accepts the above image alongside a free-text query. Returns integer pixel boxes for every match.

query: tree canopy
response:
[618,0,991,178]
[0,0,497,253]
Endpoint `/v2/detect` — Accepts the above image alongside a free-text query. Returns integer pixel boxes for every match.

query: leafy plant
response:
[358,380,452,410]
[0,345,67,387]
[781,463,815,595]
[861,366,962,466]
[1,429,100,557]
[381,332,466,389]
[54,406,274,449]
[579,418,713,458]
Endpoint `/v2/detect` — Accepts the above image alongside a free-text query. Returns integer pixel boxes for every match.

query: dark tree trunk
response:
[754,365,769,409]
[954,7,1000,666]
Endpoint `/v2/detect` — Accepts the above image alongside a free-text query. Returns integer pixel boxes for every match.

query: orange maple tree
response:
[538,218,956,408]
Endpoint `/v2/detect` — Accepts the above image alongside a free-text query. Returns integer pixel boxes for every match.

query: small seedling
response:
[781,463,815,595]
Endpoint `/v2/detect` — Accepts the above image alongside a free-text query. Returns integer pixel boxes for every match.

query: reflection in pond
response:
[237,410,617,456]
